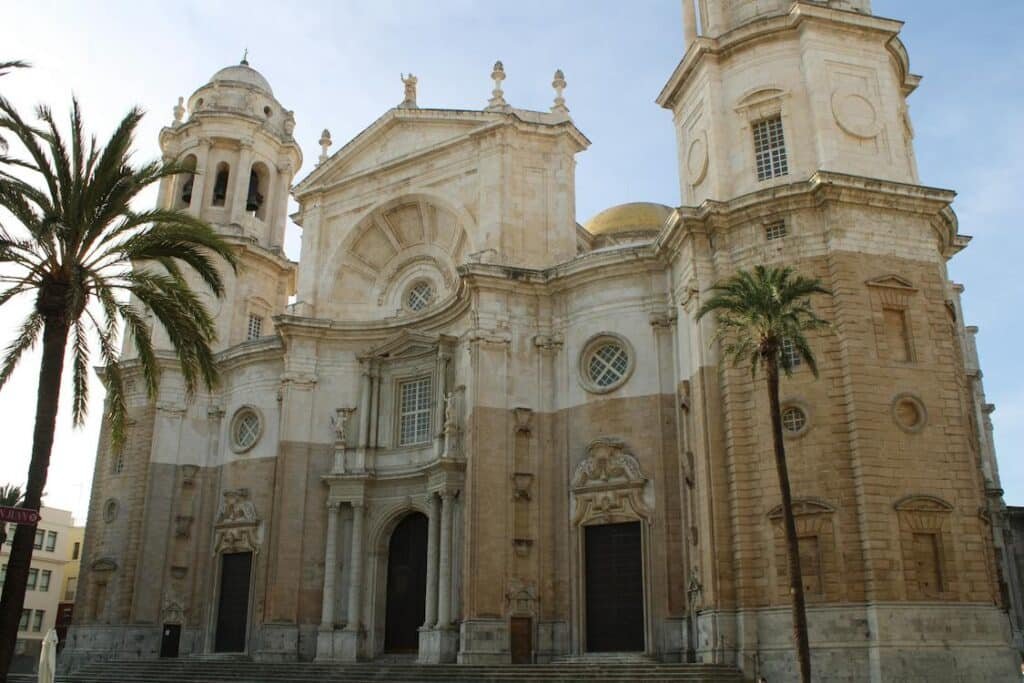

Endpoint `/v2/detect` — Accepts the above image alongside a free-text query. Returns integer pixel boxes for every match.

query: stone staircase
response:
[50,658,744,682]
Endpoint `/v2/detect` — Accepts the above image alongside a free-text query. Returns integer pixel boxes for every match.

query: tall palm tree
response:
[0,485,24,547]
[696,265,829,683]
[0,98,237,678]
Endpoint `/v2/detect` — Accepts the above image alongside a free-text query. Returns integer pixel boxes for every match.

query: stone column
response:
[156,155,175,209]
[356,365,371,471]
[345,502,366,630]
[433,349,449,458]
[423,493,441,628]
[190,138,211,214]
[683,0,697,44]
[320,502,340,628]
[367,365,380,450]
[230,140,254,225]
[437,491,454,627]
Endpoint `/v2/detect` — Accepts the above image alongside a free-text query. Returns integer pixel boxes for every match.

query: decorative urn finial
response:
[318,128,332,165]
[486,60,508,111]
[172,96,185,126]
[551,69,569,115]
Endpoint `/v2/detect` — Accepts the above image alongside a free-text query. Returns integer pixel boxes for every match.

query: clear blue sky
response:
[0,1,1021,521]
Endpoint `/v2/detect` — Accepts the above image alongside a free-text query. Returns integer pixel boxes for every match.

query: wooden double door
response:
[584,521,645,652]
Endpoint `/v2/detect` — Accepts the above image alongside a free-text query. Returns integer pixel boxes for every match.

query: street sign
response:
[0,506,40,525]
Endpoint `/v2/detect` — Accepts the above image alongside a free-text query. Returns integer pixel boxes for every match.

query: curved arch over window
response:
[247,162,270,220]
[177,154,197,209]
[211,162,230,207]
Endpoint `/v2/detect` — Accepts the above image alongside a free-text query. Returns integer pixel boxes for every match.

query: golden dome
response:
[583,202,673,236]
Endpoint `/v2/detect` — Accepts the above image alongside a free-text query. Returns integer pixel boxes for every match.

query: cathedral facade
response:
[63,2,1018,680]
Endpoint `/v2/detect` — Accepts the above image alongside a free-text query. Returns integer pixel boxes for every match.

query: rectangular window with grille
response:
[247,314,263,341]
[27,568,37,590]
[39,570,51,592]
[112,449,125,475]
[753,116,789,181]
[33,530,43,549]
[32,610,43,632]
[398,377,432,446]
[18,609,29,631]
[45,530,57,551]
[765,219,787,241]
[781,338,802,369]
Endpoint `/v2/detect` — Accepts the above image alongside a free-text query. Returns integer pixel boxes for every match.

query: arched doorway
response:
[384,512,428,652]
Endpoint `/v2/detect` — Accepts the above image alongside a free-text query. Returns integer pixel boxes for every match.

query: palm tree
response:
[0,485,24,547]
[696,265,829,683]
[0,98,237,678]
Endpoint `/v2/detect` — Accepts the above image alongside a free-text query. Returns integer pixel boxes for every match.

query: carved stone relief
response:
[213,488,262,554]
[571,438,651,526]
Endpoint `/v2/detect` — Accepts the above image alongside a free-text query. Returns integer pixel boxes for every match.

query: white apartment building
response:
[1,505,84,663]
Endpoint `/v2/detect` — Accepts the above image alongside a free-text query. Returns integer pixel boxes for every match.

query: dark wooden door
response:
[384,513,428,652]
[585,522,644,652]
[160,623,181,658]
[214,551,252,652]
[510,617,532,664]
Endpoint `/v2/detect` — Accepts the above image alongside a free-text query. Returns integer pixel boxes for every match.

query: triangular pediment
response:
[865,274,917,291]
[359,329,456,361]
[294,109,497,196]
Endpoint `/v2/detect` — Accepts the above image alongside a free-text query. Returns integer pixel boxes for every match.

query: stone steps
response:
[61,659,744,683]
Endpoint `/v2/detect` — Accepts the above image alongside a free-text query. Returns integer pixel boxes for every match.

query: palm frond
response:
[0,311,43,390]
[697,265,831,377]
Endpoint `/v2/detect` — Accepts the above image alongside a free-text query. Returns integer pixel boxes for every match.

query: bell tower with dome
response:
[152,57,302,351]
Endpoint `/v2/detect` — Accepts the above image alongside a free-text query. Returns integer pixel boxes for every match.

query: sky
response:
[0,1,1022,523]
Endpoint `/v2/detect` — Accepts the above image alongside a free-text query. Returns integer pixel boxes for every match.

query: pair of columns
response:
[423,491,456,629]
[319,492,456,632]
[320,501,365,630]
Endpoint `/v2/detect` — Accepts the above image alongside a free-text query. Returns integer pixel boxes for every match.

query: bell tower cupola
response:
[660,1,920,206]
[150,57,302,351]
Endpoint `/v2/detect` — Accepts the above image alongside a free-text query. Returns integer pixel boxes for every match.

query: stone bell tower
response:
[658,2,1016,680]
[152,57,302,352]
[660,0,915,207]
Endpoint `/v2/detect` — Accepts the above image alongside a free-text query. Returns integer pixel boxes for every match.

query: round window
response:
[231,407,262,453]
[892,394,927,433]
[579,334,635,393]
[782,406,807,434]
[406,281,435,312]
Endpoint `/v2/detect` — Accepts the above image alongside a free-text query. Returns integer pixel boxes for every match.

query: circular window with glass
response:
[579,334,635,394]
[781,405,809,437]
[231,407,262,453]
[405,280,435,313]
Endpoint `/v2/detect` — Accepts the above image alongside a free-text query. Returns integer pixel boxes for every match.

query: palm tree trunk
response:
[0,315,69,681]
[766,359,812,682]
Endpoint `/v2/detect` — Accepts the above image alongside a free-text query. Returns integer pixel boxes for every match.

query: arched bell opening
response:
[247,162,270,220]
[176,154,197,209]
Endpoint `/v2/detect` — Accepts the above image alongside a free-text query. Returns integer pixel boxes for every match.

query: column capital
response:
[327,501,341,511]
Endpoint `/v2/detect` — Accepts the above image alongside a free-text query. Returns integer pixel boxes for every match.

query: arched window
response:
[176,155,197,209]
[211,162,230,207]
[247,162,269,220]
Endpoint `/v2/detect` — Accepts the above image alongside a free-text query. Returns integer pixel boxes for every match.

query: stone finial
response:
[486,60,508,111]
[172,96,185,126]
[551,69,568,115]
[399,73,419,109]
[241,48,249,66]
[318,128,332,165]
